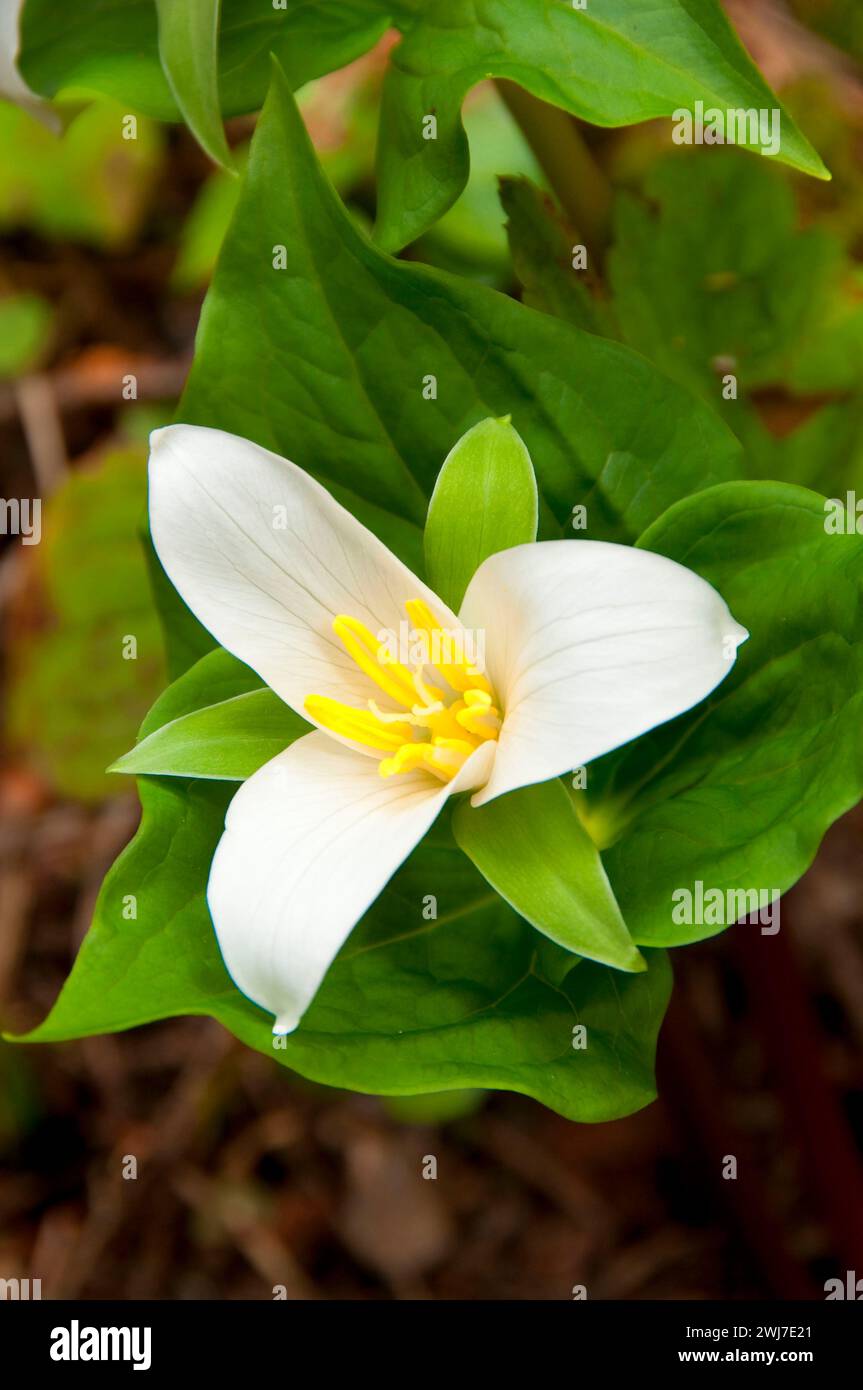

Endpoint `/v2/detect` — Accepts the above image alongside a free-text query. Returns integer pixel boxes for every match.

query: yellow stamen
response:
[306,601,502,784]
[404,598,493,696]
[305,695,414,751]
[456,703,502,740]
[412,698,469,742]
[333,615,417,708]
[380,738,476,783]
[379,744,443,780]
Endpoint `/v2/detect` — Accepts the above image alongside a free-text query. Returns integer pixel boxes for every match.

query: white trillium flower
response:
[149,424,748,1034]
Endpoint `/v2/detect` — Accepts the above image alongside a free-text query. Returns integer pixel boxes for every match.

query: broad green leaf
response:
[424,416,537,610]
[138,646,264,736]
[513,150,863,495]
[181,64,741,562]
[111,688,308,781]
[20,1,825,248]
[16,775,671,1123]
[452,779,645,974]
[373,0,827,251]
[577,481,863,947]
[604,149,863,495]
[20,0,392,120]
[510,150,859,413]
[506,149,862,412]
[6,447,166,802]
[16,610,671,1121]
[416,86,544,281]
[155,0,233,170]
[21,0,173,113]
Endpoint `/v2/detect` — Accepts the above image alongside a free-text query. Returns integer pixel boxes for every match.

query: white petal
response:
[459,540,747,807]
[207,731,495,1033]
[148,424,459,741]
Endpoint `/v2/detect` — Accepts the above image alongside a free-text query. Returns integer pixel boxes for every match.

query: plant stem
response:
[496,80,612,262]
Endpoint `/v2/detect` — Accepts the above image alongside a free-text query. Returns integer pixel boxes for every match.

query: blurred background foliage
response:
[6,445,165,800]
[3,2,863,1300]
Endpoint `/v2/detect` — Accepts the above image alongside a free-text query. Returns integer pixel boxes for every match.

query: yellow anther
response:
[305,695,414,751]
[456,703,502,741]
[380,739,474,783]
[377,744,421,775]
[333,615,417,708]
[432,737,477,755]
[307,600,502,784]
[403,599,493,696]
[379,744,444,780]
[427,738,476,779]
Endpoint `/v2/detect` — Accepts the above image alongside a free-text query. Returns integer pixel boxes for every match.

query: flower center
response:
[305,599,501,782]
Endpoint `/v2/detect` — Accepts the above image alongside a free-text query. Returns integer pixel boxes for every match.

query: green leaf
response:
[513,145,858,427]
[416,87,544,281]
[424,416,537,610]
[111,688,308,781]
[516,147,863,496]
[138,646,264,736]
[16,778,669,1123]
[453,779,646,974]
[15,775,671,1123]
[20,0,392,120]
[373,0,827,251]
[15,608,671,1122]
[578,481,863,947]
[181,63,741,559]
[20,1,826,252]
[155,0,233,170]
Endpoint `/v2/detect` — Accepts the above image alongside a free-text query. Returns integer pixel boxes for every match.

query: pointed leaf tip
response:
[424,417,538,610]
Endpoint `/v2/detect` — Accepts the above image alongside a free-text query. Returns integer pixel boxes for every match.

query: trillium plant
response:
[147,421,747,1034]
[9,0,863,1123]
